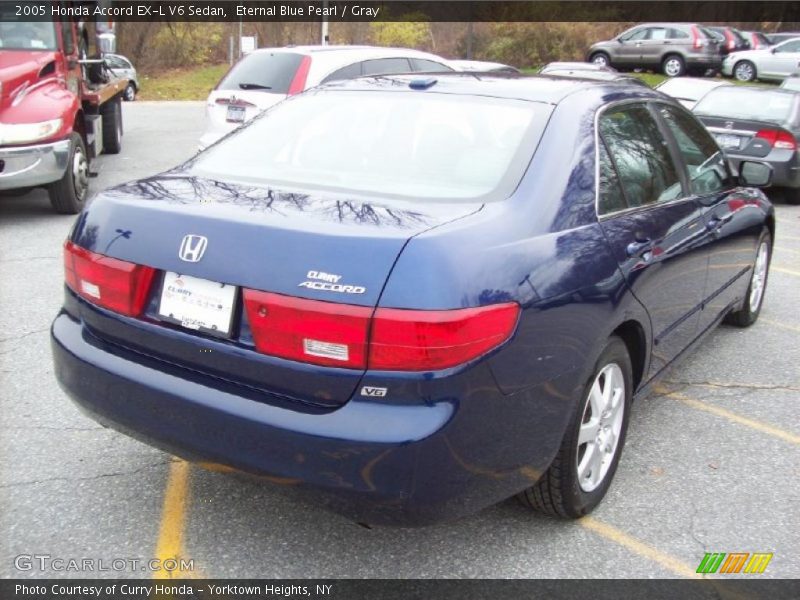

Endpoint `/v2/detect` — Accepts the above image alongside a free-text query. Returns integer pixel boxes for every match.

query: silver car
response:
[722,38,800,82]
[587,23,722,77]
[103,53,139,101]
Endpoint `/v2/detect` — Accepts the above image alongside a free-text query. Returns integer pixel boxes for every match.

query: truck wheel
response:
[101,96,123,154]
[47,133,89,215]
[517,336,632,518]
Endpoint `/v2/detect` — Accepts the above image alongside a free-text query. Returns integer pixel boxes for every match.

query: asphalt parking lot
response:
[1,101,798,579]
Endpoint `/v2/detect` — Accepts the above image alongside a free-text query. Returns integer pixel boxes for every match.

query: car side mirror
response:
[738,161,772,187]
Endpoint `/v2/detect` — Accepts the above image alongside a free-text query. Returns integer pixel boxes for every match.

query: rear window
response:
[657,79,709,101]
[694,88,796,124]
[217,52,303,94]
[190,90,551,202]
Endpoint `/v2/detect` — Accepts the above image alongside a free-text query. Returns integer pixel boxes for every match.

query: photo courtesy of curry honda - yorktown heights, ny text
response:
[51,74,775,526]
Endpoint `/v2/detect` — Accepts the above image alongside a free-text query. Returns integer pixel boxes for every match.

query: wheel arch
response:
[611,319,647,392]
[72,109,87,145]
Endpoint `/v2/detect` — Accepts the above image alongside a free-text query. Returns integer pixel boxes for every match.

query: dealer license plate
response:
[226,105,246,123]
[714,134,741,150]
[158,272,236,337]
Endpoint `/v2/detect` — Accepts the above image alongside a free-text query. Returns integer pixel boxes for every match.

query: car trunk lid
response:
[69,174,481,408]
[698,115,796,157]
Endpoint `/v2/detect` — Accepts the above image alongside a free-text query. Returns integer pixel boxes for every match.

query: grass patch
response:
[137,63,229,101]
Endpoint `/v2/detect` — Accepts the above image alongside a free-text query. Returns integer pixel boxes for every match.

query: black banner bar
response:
[3,1,800,23]
[3,579,800,600]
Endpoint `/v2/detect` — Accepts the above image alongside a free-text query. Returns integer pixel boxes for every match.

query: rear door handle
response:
[626,238,654,258]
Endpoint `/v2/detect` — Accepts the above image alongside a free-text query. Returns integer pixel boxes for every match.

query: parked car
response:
[103,53,139,101]
[780,73,800,92]
[199,45,453,149]
[540,61,618,74]
[654,77,731,109]
[705,26,751,54]
[722,37,800,82]
[767,32,800,45]
[449,59,520,74]
[587,23,722,77]
[741,31,772,50]
[694,86,800,203]
[52,74,775,525]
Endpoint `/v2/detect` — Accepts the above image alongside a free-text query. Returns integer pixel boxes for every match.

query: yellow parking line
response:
[655,386,800,446]
[761,318,800,334]
[154,460,195,579]
[772,266,800,277]
[579,517,700,578]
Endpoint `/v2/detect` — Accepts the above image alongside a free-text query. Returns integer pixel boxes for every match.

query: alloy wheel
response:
[664,58,683,77]
[735,62,755,82]
[576,363,625,492]
[749,241,769,313]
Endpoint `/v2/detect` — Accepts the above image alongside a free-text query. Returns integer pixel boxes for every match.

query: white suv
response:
[199,45,453,149]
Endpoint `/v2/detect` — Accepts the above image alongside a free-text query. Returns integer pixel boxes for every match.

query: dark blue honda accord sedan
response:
[51,74,775,525]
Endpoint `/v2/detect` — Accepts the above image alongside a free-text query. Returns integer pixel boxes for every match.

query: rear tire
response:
[47,133,89,215]
[590,52,611,69]
[733,60,757,82]
[518,336,632,518]
[101,96,123,154]
[725,229,771,327]
[662,54,686,77]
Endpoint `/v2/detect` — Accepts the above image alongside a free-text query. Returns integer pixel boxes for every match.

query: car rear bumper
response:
[0,139,70,190]
[51,309,574,525]
[686,55,723,69]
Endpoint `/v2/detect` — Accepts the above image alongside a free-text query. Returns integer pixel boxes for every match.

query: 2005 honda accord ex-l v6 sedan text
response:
[51,74,775,526]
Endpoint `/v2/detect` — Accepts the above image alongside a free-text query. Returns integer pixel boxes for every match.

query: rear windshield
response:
[657,79,721,101]
[693,88,796,124]
[190,89,550,202]
[217,52,303,94]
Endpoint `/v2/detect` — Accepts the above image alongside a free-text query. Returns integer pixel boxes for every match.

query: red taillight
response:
[243,289,520,371]
[691,26,705,49]
[243,290,371,369]
[755,129,797,150]
[287,56,312,96]
[724,29,736,50]
[369,304,520,371]
[63,241,155,317]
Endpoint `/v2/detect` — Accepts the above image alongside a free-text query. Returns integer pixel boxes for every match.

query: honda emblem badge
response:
[179,235,208,263]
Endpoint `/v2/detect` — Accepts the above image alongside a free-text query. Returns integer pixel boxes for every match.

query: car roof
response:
[316,73,659,105]
[248,45,438,57]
